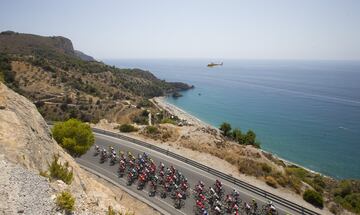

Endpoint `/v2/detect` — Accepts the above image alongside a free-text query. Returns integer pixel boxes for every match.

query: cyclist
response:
[251,199,258,212]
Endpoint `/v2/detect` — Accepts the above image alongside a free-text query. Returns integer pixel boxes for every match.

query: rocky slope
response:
[74,50,95,61]
[0,31,193,123]
[0,82,159,215]
[0,31,75,56]
[0,156,56,215]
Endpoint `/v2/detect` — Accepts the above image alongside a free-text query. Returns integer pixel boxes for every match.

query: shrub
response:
[119,124,138,133]
[303,189,324,208]
[146,125,159,134]
[219,122,232,137]
[309,174,326,193]
[52,118,94,156]
[265,176,278,188]
[49,155,73,184]
[161,118,176,125]
[137,99,153,107]
[161,131,172,140]
[289,175,302,194]
[285,166,309,180]
[261,163,272,174]
[132,115,148,125]
[107,206,116,215]
[56,191,75,213]
[336,193,360,214]
[334,180,352,198]
[272,172,288,187]
[333,180,360,214]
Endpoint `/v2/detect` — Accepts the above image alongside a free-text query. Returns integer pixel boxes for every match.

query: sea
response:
[105,59,360,179]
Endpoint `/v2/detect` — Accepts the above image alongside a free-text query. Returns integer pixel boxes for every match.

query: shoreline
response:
[153,97,215,129]
[153,96,327,178]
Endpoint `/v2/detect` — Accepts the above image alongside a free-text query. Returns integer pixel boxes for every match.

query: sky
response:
[1,0,360,60]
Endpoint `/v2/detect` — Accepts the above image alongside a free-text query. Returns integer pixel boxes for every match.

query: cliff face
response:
[0,80,61,171]
[0,83,158,215]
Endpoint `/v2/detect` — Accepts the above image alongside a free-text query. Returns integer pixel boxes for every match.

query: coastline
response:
[152,97,215,129]
[93,97,332,214]
[153,96,326,178]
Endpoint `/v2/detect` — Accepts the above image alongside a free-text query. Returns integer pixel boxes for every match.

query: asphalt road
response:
[76,132,303,215]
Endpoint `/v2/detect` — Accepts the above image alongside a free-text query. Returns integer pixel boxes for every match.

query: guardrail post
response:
[301,207,305,215]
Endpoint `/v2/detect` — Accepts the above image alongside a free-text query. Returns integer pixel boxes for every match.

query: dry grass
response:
[265,176,278,188]
[175,133,314,194]
[140,124,180,142]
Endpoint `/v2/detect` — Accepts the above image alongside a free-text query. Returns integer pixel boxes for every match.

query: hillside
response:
[0,82,159,214]
[0,31,193,123]
[0,31,75,56]
[74,50,96,61]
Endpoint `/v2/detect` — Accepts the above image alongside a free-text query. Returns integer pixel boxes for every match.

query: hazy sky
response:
[1,0,360,60]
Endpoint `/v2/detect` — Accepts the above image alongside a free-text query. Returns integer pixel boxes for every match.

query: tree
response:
[232,128,243,144]
[244,130,256,145]
[219,122,232,137]
[52,119,95,156]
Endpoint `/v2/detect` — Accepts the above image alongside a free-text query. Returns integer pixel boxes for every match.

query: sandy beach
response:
[153,97,214,129]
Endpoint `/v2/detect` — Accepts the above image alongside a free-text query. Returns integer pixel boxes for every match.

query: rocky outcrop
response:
[0,83,159,215]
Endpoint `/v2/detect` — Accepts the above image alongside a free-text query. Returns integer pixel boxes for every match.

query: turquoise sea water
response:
[106,59,360,179]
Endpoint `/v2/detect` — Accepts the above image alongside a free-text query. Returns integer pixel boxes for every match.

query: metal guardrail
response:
[92,127,320,215]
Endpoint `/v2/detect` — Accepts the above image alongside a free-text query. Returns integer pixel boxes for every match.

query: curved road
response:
[76,132,309,215]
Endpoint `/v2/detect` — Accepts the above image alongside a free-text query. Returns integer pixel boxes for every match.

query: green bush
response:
[146,125,159,134]
[309,174,326,193]
[56,191,75,213]
[119,124,138,132]
[333,180,360,214]
[49,155,73,184]
[52,119,94,156]
[285,166,309,180]
[334,180,352,198]
[303,189,324,208]
[161,118,176,125]
[336,193,360,214]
